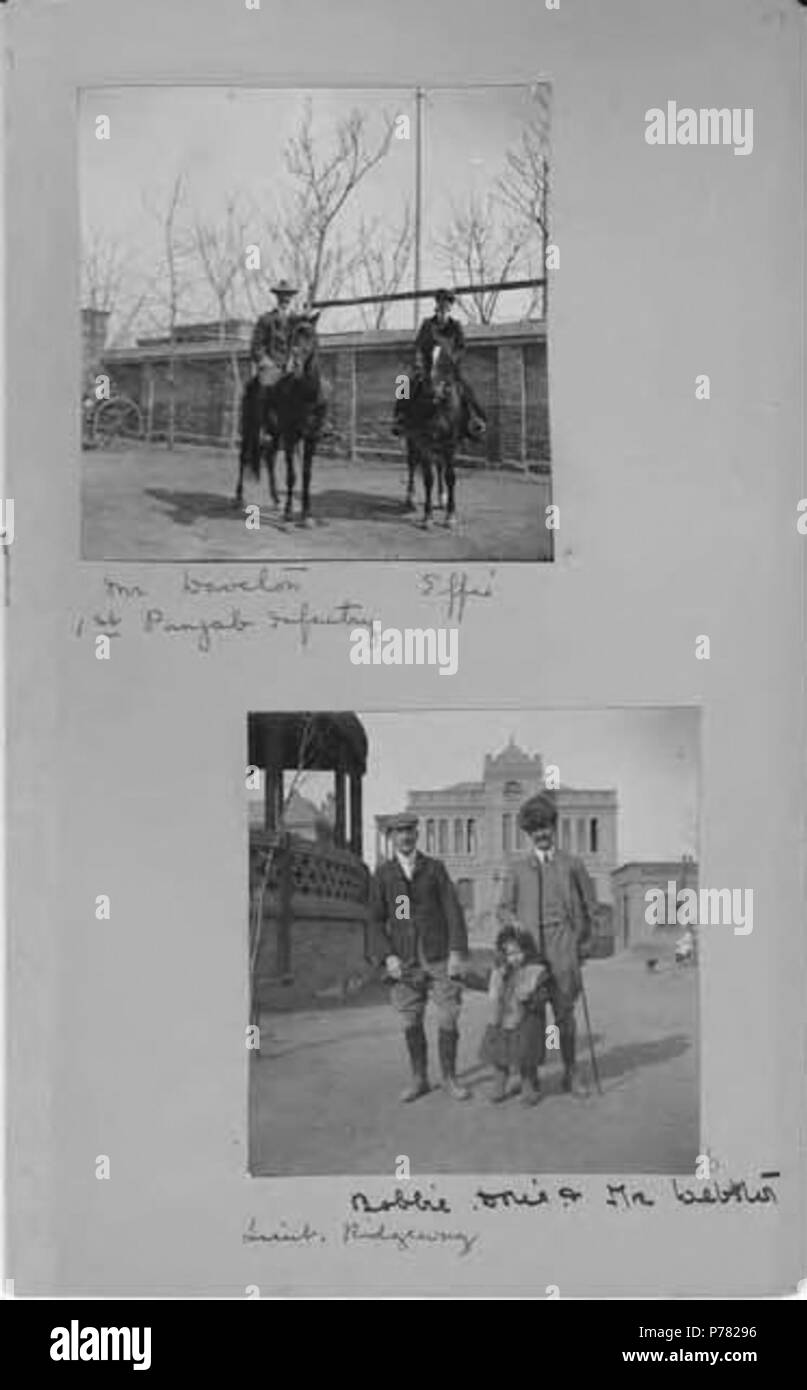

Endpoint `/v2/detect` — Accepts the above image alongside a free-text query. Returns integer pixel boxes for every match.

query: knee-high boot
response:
[400,1024,429,1103]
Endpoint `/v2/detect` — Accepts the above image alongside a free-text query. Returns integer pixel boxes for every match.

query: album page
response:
[3,0,805,1300]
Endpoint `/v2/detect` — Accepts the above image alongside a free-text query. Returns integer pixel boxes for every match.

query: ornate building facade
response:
[375,737,618,944]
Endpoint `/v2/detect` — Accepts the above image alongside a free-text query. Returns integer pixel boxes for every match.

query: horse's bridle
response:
[430,341,458,403]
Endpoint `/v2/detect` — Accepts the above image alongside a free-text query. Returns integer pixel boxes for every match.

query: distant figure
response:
[675,928,696,965]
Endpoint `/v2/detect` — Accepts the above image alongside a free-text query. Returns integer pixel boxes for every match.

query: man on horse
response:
[236,278,327,523]
[406,288,486,440]
[249,277,300,378]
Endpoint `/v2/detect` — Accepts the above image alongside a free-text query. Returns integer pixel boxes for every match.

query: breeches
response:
[390,960,462,1031]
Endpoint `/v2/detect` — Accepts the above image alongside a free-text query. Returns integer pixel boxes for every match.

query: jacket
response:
[414,315,466,373]
[369,852,468,967]
[496,850,596,1005]
[250,309,296,366]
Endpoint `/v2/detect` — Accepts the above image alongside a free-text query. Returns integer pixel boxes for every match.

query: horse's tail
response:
[242,441,261,482]
[240,378,266,480]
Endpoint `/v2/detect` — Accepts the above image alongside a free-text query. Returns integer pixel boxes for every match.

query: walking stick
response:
[578,975,603,1095]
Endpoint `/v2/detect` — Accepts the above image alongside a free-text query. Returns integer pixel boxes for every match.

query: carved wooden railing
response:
[249,832,371,1000]
[249,831,369,912]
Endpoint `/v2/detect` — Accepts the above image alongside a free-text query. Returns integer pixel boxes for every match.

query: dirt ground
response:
[250,954,698,1177]
[81,444,552,561]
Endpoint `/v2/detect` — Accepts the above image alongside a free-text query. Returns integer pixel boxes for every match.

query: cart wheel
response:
[92,396,144,447]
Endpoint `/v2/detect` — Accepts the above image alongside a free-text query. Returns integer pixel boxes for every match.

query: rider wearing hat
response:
[249,278,300,372]
[408,288,486,439]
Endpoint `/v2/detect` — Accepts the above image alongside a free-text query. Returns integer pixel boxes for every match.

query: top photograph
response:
[79,83,553,562]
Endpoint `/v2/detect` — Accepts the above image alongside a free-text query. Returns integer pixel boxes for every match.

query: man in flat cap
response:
[496,791,597,1097]
[370,812,471,1102]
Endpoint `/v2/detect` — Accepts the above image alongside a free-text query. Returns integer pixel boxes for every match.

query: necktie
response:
[536,859,547,960]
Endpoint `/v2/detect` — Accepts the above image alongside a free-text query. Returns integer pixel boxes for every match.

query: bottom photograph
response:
[246,707,700,1176]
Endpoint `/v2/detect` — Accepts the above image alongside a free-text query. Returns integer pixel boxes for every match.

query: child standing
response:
[480,926,548,1105]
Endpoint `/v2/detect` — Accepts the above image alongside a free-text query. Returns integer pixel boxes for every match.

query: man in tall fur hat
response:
[496,791,597,1097]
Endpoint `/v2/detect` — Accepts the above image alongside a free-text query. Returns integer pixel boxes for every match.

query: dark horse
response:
[398,332,478,528]
[234,315,326,526]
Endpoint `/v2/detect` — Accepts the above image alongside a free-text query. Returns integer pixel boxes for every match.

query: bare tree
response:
[223,191,280,319]
[81,231,151,349]
[140,174,198,448]
[192,203,242,338]
[269,101,396,305]
[436,193,528,324]
[192,197,252,446]
[351,205,413,328]
[496,104,551,317]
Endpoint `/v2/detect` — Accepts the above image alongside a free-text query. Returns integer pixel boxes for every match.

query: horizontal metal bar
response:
[311,277,546,312]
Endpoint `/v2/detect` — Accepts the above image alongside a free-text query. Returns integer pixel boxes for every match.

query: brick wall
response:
[102,321,550,468]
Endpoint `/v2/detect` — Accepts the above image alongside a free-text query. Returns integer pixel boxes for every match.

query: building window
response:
[502,813,512,852]
[576,818,587,853]
[426,819,435,854]
[453,818,464,854]
[466,819,476,855]
[438,819,448,854]
[503,780,522,798]
[590,818,599,853]
[561,818,571,852]
[457,878,475,911]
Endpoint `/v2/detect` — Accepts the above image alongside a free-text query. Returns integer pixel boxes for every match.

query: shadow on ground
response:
[298,488,415,522]
[593,1032,693,1083]
[145,489,245,527]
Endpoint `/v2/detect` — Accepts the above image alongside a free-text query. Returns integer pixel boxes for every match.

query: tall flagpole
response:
[413,86,424,329]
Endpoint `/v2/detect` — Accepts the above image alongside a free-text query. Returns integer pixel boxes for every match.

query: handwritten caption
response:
[72,568,496,654]
[243,1171,780,1261]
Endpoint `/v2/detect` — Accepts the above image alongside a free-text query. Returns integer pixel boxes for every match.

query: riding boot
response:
[400,1025,430,1103]
[438,1028,470,1101]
